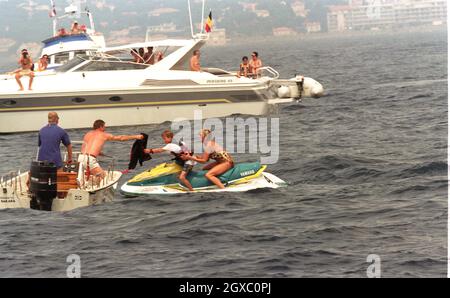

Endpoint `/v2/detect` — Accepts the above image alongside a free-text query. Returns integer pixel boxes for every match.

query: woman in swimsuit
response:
[237,56,250,78]
[182,129,234,189]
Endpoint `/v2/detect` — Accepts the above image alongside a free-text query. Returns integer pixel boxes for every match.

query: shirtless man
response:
[143,47,155,65]
[249,51,263,78]
[130,49,139,63]
[156,51,164,62]
[79,120,143,181]
[71,22,81,34]
[190,50,201,71]
[15,49,34,91]
[137,48,145,64]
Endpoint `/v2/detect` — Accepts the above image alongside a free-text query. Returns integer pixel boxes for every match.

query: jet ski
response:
[120,162,286,195]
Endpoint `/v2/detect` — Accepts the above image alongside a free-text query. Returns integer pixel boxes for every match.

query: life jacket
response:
[171,141,192,165]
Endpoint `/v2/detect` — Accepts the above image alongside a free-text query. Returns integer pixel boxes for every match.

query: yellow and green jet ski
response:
[120,162,286,195]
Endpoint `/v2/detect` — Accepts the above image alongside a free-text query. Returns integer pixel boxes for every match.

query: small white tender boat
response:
[0,144,122,212]
[0,164,121,212]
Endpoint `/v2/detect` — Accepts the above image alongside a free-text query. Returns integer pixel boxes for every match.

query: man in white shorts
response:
[79,120,143,184]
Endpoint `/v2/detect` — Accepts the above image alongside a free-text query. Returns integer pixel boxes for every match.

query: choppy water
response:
[0,29,447,278]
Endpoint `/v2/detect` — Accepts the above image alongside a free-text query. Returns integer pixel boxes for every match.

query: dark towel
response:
[128,133,152,170]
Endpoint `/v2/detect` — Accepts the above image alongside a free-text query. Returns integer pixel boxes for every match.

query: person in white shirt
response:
[145,130,196,191]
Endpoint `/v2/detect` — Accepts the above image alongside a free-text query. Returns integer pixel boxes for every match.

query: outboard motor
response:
[29,161,57,211]
[293,75,304,101]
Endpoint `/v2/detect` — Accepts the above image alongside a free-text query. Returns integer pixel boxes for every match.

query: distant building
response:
[255,9,270,17]
[291,1,308,17]
[273,27,298,36]
[148,7,179,17]
[305,21,322,33]
[239,2,257,12]
[327,5,353,32]
[146,23,177,34]
[327,0,447,32]
[350,1,396,30]
[348,0,364,6]
[393,0,448,27]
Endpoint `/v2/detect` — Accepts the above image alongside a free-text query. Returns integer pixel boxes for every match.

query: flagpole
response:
[50,0,57,36]
[86,7,95,32]
[201,0,206,34]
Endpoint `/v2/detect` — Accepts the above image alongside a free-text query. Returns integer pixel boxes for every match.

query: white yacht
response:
[0,2,324,134]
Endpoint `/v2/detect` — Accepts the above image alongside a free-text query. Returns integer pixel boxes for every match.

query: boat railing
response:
[259,66,280,80]
[91,52,123,62]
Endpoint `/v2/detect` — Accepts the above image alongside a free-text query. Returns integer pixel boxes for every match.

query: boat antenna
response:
[49,0,57,36]
[200,0,206,34]
[187,0,194,38]
[85,5,95,32]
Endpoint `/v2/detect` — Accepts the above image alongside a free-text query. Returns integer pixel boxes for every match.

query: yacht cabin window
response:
[54,52,70,65]
[56,56,86,72]
[75,60,149,71]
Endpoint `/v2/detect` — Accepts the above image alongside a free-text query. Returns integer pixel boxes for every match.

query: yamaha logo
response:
[240,170,255,177]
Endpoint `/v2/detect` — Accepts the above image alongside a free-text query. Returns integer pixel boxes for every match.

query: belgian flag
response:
[205,11,213,33]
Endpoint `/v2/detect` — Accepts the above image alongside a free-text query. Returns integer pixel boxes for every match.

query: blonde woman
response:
[182,129,234,189]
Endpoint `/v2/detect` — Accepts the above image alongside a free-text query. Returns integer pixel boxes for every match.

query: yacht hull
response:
[0,72,276,133]
[0,100,270,133]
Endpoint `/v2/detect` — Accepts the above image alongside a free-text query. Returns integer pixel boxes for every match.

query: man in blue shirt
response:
[38,112,73,169]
